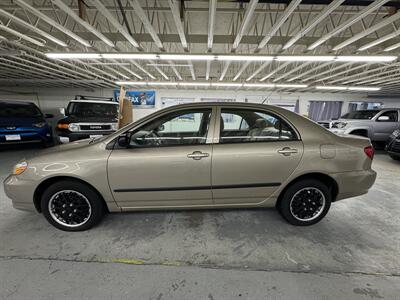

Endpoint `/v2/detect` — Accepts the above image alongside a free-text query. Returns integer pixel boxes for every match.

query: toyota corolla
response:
[4,103,376,231]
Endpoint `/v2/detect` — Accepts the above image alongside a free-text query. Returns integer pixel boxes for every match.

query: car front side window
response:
[219,108,297,144]
[128,108,212,147]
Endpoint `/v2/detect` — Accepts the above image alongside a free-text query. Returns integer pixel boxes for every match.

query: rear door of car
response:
[211,106,304,205]
[107,106,216,208]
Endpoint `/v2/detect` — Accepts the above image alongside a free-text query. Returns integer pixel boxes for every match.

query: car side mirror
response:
[377,115,390,122]
[59,108,66,116]
[117,134,130,148]
[45,113,54,119]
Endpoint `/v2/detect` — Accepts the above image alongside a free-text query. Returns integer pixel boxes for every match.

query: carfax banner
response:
[114,90,156,108]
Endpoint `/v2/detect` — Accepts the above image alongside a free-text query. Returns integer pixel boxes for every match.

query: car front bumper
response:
[3,174,38,212]
[0,129,52,145]
[331,169,377,201]
[58,131,114,143]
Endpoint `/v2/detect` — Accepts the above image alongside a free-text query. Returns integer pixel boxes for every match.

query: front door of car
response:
[211,107,304,205]
[107,107,215,208]
[373,110,400,141]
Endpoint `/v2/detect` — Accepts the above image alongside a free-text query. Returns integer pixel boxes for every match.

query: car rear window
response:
[0,103,42,118]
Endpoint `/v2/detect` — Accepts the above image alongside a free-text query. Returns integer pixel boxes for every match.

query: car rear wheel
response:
[278,179,331,226]
[41,180,105,231]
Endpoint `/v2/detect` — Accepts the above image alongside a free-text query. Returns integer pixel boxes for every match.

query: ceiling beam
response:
[283,0,345,50]
[333,11,400,50]
[168,0,188,51]
[50,0,115,47]
[232,0,258,50]
[14,0,91,48]
[308,0,390,50]
[207,0,217,51]
[0,8,67,47]
[87,0,140,48]
[256,0,302,51]
[128,0,164,50]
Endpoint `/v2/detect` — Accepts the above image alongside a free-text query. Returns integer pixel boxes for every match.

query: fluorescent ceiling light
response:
[276,84,308,88]
[358,29,400,51]
[217,55,274,61]
[116,81,309,89]
[276,56,334,62]
[46,53,101,59]
[102,53,158,60]
[179,82,210,86]
[211,83,242,87]
[335,56,397,62]
[46,53,398,63]
[316,86,348,90]
[316,85,380,91]
[243,83,275,88]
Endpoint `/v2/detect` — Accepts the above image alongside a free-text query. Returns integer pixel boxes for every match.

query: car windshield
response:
[67,102,118,118]
[340,110,379,120]
[0,103,42,118]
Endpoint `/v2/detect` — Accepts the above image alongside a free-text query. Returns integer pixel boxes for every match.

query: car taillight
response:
[364,145,374,160]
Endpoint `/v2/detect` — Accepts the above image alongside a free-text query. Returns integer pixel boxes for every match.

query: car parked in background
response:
[4,103,376,231]
[386,129,400,161]
[318,108,400,145]
[57,96,119,143]
[0,100,53,147]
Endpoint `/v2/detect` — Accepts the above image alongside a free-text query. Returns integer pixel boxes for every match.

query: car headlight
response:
[68,123,79,132]
[33,122,46,128]
[111,123,119,130]
[12,161,28,175]
[332,122,347,129]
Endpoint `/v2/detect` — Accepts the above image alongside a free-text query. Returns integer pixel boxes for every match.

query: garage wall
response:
[0,87,399,122]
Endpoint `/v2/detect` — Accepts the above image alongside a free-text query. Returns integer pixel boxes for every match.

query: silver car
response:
[4,103,377,231]
[320,108,400,143]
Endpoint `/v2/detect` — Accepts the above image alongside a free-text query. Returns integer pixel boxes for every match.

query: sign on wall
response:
[114,90,155,108]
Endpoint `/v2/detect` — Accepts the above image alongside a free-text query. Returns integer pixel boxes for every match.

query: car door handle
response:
[278,147,298,156]
[187,151,209,160]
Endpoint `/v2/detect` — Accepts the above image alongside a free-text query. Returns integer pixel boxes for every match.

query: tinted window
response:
[0,103,42,118]
[129,109,212,147]
[341,110,379,120]
[67,102,118,118]
[219,108,297,143]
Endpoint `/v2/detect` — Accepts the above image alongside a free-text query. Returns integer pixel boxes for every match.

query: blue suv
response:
[0,100,54,147]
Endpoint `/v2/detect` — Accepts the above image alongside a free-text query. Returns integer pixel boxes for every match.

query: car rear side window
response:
[219,108,297,144]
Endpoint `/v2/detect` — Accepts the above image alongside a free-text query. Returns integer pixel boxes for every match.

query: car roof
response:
[69,100,119,105]
[0,100,36,106]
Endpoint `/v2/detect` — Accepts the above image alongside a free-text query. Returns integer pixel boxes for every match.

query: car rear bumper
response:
[3,174,37,212]
[331,169,377,201]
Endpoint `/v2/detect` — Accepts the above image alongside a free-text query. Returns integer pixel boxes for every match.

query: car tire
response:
[389,154,400,161]
[41,180,106,231]
[278,179,331,226]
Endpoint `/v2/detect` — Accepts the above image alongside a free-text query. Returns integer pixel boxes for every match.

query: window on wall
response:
[219,108,297,144]
[308,101,343,121]
[161,97,195,108]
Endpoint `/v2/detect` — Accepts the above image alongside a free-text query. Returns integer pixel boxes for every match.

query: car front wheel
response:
[41,180,105,231]
[278,179,331,226]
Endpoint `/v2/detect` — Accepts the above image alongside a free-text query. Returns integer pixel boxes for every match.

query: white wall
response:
[0,87,399,122]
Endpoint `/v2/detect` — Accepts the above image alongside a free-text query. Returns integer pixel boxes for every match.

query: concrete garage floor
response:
[0,148,399,299]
